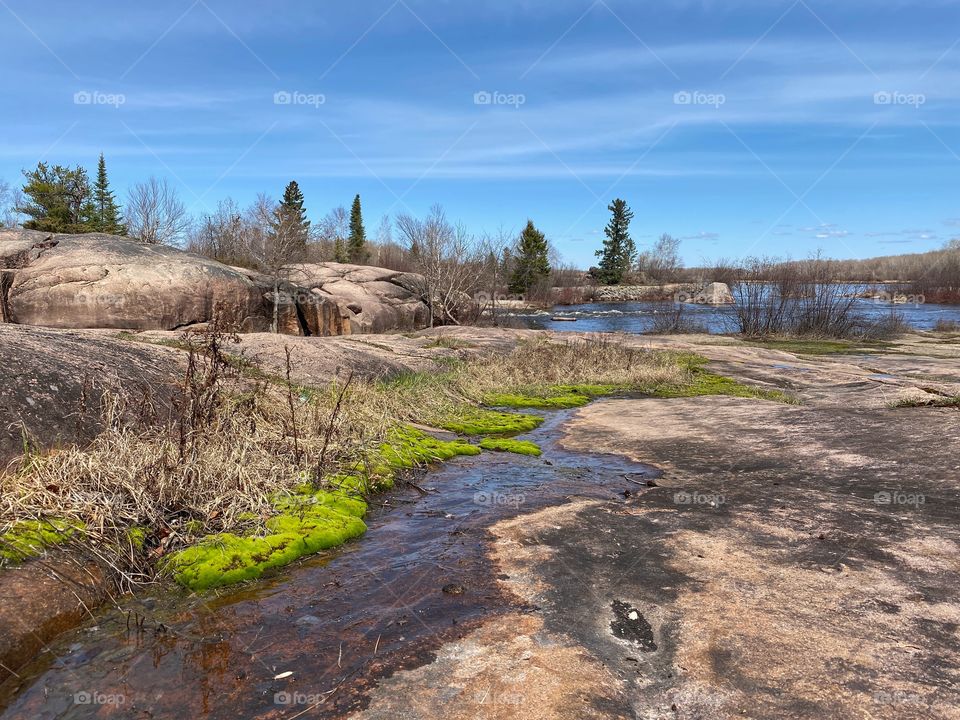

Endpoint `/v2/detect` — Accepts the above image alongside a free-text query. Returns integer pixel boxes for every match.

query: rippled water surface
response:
[508,298,960,334]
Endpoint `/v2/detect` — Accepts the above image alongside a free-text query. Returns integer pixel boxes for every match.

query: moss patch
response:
[166,426,482,593]
[483,383,623,409]
[479,438,542,456]
[126,526,149,550]
[377,426,480,470]
[438,407,543,435]
[891,395,960,408]
[0,519,82,564]
[744,339,892,356]
[166,487,368,593]
[648,354,796,403]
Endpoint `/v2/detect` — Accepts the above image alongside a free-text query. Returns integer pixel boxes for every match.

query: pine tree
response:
[277,180,310,258]
[90,154,125,234]
[334,237,349,263]
[594,198,635,285]
[508,220,551,295]
[347,194,369,264]
[20,162,94,233]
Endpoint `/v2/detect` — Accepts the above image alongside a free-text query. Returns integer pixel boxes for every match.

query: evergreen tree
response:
[508,220,551,295]
[90,154,125,234]
[347,194,369,263]
[594,198,635,285]
[277,180,310,257]
[20,162,94,233]
[333,236,349,263]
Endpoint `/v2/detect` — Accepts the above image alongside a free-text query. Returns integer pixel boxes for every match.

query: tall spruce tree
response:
[508,220,551,295]
[347,194,369,264]
[277,180,310,258]
[595,198,635,285]
[91,154,125,234]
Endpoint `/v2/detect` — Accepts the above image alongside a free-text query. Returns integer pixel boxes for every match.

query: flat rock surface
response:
[356,330,960,719]
[0,325,183,467]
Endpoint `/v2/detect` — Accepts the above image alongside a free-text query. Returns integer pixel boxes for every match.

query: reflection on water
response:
[509,298,960,334]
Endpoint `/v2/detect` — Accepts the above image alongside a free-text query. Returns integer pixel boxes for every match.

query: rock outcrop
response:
[585,282,734,304]
[284,262,431,333]
[683,281,734,305]
[0,231,430,335]
[1,229,288,331]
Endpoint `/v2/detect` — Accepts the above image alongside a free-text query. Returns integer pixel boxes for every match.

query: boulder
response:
[0,230,347,335]
[686,282,734,305]
[284,262,431,333]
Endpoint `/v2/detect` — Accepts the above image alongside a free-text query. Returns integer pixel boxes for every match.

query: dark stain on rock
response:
[610,600,657,651]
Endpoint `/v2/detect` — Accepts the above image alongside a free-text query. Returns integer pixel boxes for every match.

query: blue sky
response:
[1,0,959,267]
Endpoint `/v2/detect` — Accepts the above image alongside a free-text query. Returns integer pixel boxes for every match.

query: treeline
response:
[787,244,960,301]
[4,157,956,308]
[0,156,565,324]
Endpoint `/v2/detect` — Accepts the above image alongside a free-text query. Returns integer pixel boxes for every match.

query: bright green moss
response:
[378,426,481,469]
[438,408,543,435]
[483,392,590,409]
[483,383,624,409]
[478,438,542,456]
[647,355,796,403]
[167,487,368,592]
[0,519,82,564]
[166,516,367,592]
[166,426,482,592]
[126,526,149,550]
[744,339,892,356]
[649,372,790,401]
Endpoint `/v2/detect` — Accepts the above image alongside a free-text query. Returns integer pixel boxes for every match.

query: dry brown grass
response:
[0,329,684,584]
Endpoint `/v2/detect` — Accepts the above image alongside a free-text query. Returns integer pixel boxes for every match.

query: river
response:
[507,298,960,334]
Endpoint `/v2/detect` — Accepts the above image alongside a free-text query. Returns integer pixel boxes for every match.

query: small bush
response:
[933,318,960,333]
[647,305,708,335]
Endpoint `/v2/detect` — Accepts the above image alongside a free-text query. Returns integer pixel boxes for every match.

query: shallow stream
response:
[0,406,658,719]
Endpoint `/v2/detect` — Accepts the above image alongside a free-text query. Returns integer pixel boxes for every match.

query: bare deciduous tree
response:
[125,177,190,245]
[242,194,308,333]
[316,205,349,262]
[0,180,23,228]
[396,204,483,326]
[638,233,683,283]
[186,198,245,264]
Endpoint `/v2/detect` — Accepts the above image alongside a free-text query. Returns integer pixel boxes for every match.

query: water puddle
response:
[0,407,658,719]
